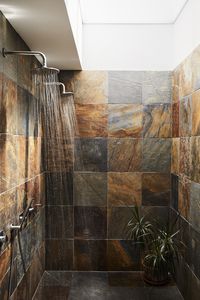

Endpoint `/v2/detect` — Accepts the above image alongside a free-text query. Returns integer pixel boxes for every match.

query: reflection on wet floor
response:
[33,271,183,300]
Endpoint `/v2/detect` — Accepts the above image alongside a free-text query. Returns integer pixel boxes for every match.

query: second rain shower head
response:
[2,48,60,74]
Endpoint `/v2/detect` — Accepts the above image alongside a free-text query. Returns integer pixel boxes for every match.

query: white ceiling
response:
[0,0,82,70]
[80,0,188,24]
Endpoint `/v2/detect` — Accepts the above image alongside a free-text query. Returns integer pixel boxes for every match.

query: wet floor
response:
[32,271,183,300]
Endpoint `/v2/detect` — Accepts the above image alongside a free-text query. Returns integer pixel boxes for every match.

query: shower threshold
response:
[32,271,183,300]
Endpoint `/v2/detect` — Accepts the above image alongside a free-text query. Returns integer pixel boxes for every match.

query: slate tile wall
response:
[48,69,172,272]
[171,43,200,299]
[0,12,45,299]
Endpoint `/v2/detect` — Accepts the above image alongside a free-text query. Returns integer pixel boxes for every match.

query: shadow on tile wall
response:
[48,69,172,273]
[0,12,45,299]
[171,44,200,299]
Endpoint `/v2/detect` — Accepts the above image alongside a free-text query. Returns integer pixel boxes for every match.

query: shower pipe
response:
[2,48,60,73]
[44,81,74,96]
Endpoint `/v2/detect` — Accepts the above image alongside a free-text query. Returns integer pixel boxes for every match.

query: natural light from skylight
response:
[80,0,188,24]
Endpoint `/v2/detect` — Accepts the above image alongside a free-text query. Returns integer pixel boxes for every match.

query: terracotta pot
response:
[142,262,169,286]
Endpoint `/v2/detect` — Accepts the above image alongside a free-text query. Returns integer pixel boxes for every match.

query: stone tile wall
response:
[45,70,172,272]
[0,12,45,299]
[171,44,200,299]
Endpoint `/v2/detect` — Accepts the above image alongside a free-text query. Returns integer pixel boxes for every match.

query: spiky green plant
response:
[126,205,183,278]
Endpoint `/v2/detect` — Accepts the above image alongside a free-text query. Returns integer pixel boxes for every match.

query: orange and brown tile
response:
[179,96,192,137]
[172,102,179,137]
[179,137,191,177]
[171,138,180,174]
[75,104,108,137]
[192,90,200,136]
[108,172,141,207]
[74,71,108,104]
[178,175,191,220]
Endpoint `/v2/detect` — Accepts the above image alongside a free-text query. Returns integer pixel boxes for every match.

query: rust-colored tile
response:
[179,56,193,98]
[192,45,200,92]
[178,175,191,220]
[28,137,42,179]
[108,138,142,172]
[108,172,141,207]
[172,102,179,137]
[179,96,192,137]
[179,137,191,177]
[0,75,17,134]
[191,136,200,183]
[142,173,170,206]
[0,246,11,283]
[0,134,18,193]
[75,104,108,137]
[74,71,108,104]
[143,104,171,138]
[171,138,180,174]
[108,104,143,138]
[192,90,200,136]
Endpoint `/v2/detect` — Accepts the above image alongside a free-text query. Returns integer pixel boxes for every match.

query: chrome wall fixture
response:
[58,82,74,96]
[2,48,60,73]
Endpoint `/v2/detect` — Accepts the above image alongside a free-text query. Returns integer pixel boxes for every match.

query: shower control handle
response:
[0,231,7,245]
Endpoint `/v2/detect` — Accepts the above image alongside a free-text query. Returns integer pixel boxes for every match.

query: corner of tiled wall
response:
[0,12,45,299]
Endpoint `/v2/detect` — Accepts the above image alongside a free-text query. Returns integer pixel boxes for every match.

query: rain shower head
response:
[2,48,60,73]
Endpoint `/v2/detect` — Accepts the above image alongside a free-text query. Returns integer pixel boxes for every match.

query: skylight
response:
[80,0,188,24]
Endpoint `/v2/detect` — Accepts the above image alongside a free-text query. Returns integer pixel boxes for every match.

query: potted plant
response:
[125,206,183,286]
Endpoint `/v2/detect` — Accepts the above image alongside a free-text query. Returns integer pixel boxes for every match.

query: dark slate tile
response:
[142,138,171,172]
[107,240,141,271]
[171,174,179,211]
[33,286,70,300]
[73,172,107,206]
[108,138,142,172]
[46,240,73,271]
[142,173,170,206]
[175,256,200,300]
[147,286,183,300]
[74,138,107,172]
[74,240,107,271]
[141,206,169,227]
[16,86,30,136]
[172,102,179,137]
[179,96,192,137]
[107,287,148,300]
[69,272,107,299]
[190,182,200,233]
[108,71,143,104]
[74,206,107,239]
[108,104,143,138]
[46,206,73,239]
[2,19,18,83]
[108,272,144,287]
[46,172,73,205]
[191,136,200,183]
[143,104,171,138]
[108,172,142,207]
[188,227,200,279]
[40,271,72,287]
[108,207,133,239]
[142,71,172,104]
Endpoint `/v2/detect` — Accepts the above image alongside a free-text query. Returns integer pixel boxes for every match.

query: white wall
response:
[83,24,173,70]
[173,0,200,68]
[64,0,83,65]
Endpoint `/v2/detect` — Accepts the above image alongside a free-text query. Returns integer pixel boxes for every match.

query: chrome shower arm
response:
[58,82,74,96]
[2,48,47,68]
